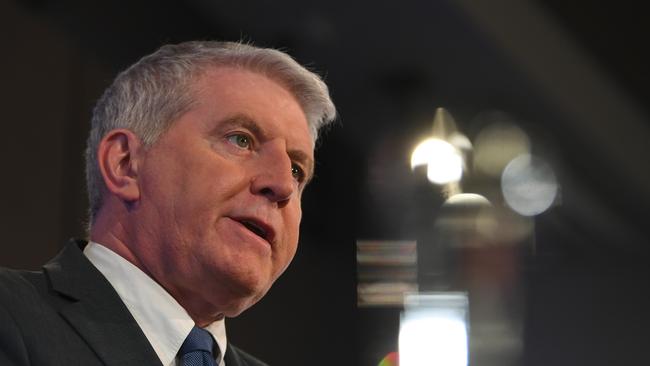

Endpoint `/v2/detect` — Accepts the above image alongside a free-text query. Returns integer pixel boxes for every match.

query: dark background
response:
[1,0,649,365]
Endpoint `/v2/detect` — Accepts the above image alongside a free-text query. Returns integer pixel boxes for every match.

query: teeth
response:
[242,220,267,239]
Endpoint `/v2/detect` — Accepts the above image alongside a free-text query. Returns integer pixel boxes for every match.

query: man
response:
[0,40,336,365]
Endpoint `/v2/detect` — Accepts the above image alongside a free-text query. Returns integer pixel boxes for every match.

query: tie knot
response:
[180,326,216,355]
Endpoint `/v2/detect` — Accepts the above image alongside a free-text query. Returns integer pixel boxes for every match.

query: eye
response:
[291,163,306,182]
[226,133,252,149]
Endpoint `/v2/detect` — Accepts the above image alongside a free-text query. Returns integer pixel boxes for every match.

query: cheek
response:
[285,203,302,238]
[176,164,247,217]
[281,206,302,259]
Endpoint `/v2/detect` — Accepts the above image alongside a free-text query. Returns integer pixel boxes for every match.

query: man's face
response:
[133,67,313,319]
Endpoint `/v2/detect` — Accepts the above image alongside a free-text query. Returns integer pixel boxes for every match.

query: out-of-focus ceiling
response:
[15,0,650,251]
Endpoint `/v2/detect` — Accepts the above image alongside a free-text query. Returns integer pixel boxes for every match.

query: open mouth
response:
[239,219,269,241]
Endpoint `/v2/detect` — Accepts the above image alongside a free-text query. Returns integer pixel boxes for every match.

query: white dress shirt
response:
[84,241,227,366]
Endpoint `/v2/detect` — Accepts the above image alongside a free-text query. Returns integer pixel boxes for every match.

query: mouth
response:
[233,217,275,244]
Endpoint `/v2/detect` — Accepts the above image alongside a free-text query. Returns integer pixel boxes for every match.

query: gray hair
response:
[86,40,336,222]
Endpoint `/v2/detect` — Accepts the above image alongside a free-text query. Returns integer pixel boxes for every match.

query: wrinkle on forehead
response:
[193,66,317,139]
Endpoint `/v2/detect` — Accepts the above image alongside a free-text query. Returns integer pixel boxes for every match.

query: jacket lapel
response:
[44,240,162,366]
[224,344,245,366]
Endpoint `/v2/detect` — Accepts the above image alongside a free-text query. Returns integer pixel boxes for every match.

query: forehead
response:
[192,65,297,108]
[190,66,314,150]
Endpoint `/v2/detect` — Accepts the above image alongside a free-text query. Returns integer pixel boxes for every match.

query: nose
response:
[250,141,296,206]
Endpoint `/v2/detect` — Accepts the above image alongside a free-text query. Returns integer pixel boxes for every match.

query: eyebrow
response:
[216,114,315,182]
[216,114,269,140]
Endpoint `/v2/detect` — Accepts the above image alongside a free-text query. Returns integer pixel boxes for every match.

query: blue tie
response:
[179,326,219,366]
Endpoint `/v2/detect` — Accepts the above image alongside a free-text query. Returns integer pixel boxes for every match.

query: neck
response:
[90,209,144,271]
[90,206,228,327]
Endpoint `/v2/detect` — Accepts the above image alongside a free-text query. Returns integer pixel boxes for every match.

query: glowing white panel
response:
[411,138,463,184]
[501,154,558,216]
[400,293,469,366]
[400,316,468,366]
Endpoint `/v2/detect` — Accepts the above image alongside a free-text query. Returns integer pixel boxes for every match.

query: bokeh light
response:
[501,154,558,216]
[439,193,497,246]
[411,138,463,184]
[378,351,399,366]
[473,122,531,177]
[357,240,418,307]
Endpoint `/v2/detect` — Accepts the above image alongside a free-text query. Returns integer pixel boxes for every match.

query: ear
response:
[97,129,143,202]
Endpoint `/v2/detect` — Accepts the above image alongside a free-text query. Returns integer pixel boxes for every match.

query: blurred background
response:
[1,0,649,365]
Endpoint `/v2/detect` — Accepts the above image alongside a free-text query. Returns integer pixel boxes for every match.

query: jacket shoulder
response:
[0,267,47,305]
[0,267,48,366]
[0,266,53,334]
[227,344,270,366]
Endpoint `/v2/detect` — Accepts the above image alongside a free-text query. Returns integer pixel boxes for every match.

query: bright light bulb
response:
[411,138,437,169]
[411,138,463,184]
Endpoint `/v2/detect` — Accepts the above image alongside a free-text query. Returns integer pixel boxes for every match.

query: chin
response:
[218,277,274,317]
[221,292,266,317]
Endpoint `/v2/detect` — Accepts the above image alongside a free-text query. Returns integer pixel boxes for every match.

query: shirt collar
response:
[84,241,228,366]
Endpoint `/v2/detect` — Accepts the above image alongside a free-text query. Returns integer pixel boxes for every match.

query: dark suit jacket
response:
[0,240,268,366]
